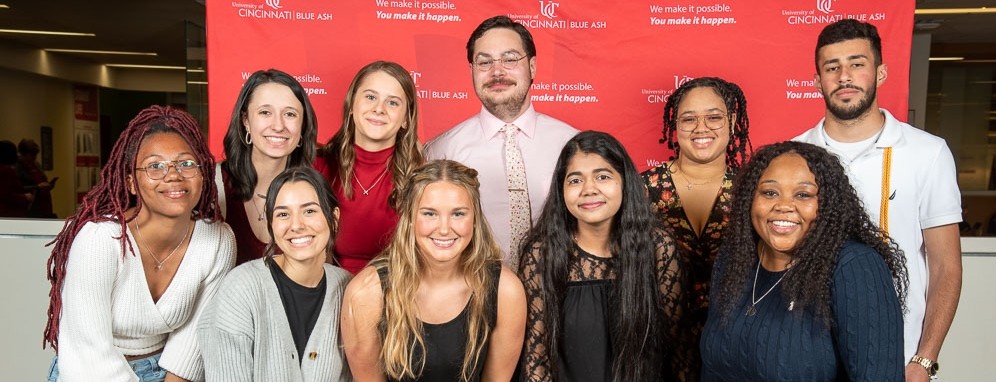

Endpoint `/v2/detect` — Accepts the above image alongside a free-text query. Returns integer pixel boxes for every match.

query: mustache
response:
[832,84,864,95]
[485,78,516,88]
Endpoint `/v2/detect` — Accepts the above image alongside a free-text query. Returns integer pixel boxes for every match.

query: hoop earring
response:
[244,130,252,145]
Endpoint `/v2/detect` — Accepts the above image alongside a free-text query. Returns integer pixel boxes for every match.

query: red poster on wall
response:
[207,0,912,170]
[72,84,100,204]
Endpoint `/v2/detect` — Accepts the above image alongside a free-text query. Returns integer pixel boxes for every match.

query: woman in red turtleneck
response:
[315,61,424,274]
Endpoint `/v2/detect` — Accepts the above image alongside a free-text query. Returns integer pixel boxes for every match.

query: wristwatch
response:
[910,355,939,377]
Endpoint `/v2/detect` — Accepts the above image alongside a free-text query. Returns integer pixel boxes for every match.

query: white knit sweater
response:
[56,220,235,381]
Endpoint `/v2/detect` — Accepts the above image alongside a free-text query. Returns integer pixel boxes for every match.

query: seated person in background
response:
[520,131,686,381]
[341,160,526,381]
[17,138,57,218]
[315,61,424,274]
[198,168,351,382]
[0,139,32,217]
[44,105,235,381]
[700,141,908,381]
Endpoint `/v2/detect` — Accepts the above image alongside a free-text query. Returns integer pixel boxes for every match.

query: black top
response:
[700,241,903,381]
[519,232,686,382]
[377,261,502,381]
[267,256,327,362]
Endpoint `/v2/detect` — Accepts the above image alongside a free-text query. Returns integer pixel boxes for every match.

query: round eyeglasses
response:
[135,160,201,180]
[676,113,729,132]
[473,55,527,71]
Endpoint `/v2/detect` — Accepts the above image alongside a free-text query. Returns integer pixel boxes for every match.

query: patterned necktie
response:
[502,124,531,270]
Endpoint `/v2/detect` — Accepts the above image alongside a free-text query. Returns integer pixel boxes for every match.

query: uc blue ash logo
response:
[539,1,559,19]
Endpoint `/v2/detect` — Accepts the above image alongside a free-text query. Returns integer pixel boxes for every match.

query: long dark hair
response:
[520,131,663,381]
[44,105,220,351]
[262,167,340,262]
[660,76,752,171]
[715,141,908,326]
[320,61,424,208]
[222,68,319,201]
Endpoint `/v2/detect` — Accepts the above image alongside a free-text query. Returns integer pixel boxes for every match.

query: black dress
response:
[377,261,502,382]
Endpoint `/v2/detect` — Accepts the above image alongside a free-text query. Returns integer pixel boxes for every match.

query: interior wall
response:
[0,67,77,218]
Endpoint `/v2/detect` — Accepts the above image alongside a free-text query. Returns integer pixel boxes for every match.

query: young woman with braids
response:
[700,141,908,381]
[43,106,236,381]
[315,61,424,274]
[198,168,350,381]
[640,76,752,380]
[520,131,686,381]
[340,160,526,381]
[220,68,319,265]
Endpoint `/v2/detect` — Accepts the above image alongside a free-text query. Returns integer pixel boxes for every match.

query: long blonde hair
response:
[375,160,502,381]
[320,61,423,208]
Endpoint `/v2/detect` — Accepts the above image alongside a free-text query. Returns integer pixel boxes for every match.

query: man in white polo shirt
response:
[795,19,962,381]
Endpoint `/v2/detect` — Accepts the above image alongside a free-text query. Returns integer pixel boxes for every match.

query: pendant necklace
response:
[674,161,722,190]
[354,167,389,195]
[250,192,267,221]
[746,250,790,316]
[133,220,191,271]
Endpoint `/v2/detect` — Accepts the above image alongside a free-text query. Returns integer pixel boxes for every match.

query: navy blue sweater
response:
[700,241,903,381]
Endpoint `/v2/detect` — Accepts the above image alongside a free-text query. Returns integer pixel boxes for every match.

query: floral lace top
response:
[519,231,687,381]
[641,164,734,381]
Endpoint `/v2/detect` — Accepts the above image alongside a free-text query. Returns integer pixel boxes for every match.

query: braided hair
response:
[660,77,752,171]
[43,105,221,351]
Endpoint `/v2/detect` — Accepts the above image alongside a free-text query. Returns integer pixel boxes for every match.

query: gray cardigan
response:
[197,258,351,382]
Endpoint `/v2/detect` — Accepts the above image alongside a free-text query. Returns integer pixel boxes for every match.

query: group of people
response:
[0,138,57,218]
[41,15,961,382]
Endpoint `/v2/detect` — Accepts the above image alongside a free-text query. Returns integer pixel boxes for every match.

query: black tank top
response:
[377,261,501,381]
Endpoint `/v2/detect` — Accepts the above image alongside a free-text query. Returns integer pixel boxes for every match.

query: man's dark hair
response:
[815,19,882,71]
[466,15,536,63]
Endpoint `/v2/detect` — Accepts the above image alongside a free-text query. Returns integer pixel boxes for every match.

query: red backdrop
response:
[207,0,913,171]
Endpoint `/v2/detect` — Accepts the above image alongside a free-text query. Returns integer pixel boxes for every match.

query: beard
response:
[823,82,877,121]
[478,78,530,121]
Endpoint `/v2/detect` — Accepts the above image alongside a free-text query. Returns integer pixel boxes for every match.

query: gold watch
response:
[910,355,939,377]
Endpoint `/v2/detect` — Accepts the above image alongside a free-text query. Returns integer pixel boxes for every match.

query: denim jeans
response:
[47,352,166,382]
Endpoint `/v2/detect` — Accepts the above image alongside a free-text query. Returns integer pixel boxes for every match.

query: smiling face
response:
[271,181,335,265]
[414,181,475,265]
[675,86,732,166]
[131,132,203,220]
[471,27,536,122]
[243,82,304,160]
[351,70,409,152]
[563,152,623,231]
[750,153,820,258]
[815,38,886,121]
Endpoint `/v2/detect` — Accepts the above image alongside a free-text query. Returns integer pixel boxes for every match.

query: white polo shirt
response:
[795,108,962,361]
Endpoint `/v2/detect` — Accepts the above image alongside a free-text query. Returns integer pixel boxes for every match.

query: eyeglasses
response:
[135,160,201,180]
[676,113,728,132]
[473,55,527,71]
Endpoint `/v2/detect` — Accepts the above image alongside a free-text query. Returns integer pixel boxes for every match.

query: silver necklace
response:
[746,256,789,316]
[250,192,267,221]
[132,221,191,271]
[353,167,389,195]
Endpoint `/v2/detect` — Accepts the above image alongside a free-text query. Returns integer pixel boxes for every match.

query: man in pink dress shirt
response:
[426,15,578,269]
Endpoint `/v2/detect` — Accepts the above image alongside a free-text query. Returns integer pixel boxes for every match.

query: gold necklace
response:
[353,167,389,195]
[132,220,191,271]
[674,161,723,190]
[250,193,266,221]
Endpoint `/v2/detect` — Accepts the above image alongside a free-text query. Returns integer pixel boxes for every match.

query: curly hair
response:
[714,141,908,327]
[521,131,664,381]
[319,61,424,209]
[222,68,319,201]
[375,160,502,381]
[44,105,220,351]
[659,77,752,171]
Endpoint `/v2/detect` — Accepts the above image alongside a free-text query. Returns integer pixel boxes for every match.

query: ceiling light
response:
[0,28,95,36]
[0,5,10,9]
[915,7,996,15]
[187,68,205,73]
[187,81,208,85]
[928,57,964,61]
[105,64,186,70]
[45,49,157,56]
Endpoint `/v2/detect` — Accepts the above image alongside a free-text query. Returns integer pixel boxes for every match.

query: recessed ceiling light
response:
[0,28,94,36]
[187,81,208,85]
[915,7,996,15]
[105,64,186,70]
[187,68,205,73]
[45,49,157,56]
[928,57,964,61]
